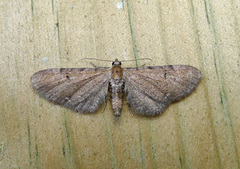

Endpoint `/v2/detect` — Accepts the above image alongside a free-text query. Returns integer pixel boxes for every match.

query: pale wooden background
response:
[1,0,240,169]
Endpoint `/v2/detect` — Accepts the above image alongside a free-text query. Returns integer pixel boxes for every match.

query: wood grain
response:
[0,0,239,168]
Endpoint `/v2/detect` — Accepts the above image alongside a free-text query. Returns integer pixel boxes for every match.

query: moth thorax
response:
[111,65,123,83]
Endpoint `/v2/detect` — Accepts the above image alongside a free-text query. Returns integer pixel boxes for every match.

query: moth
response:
[30,58,202,117]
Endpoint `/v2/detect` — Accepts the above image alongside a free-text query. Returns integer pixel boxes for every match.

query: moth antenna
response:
[80,58,113,62]
[120,58,152,62]
[80,58,152,62]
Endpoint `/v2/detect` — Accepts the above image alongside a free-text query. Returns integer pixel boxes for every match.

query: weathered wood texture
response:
[0,0,239,168]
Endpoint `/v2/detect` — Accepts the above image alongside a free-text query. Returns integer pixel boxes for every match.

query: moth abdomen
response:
[109,79,124,117]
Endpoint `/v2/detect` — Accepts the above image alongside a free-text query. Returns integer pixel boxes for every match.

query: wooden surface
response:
[1,0,240,168]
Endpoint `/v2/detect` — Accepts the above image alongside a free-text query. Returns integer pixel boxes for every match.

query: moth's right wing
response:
[124,65,202,116]
[31,68,111,113]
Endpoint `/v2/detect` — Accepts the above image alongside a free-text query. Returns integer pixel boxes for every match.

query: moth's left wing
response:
[31,68,111,113]
[123,65,202,116]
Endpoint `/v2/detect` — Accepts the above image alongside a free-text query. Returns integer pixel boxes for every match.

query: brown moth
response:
[30,59,202,117]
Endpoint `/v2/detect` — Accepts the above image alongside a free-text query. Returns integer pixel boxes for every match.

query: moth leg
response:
[90,62,110,69]
[101,96,108,113]
[127,102,134,117]
[140,63,146,67]
[90,62,98,68]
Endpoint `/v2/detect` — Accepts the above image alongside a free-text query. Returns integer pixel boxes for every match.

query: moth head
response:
[112,59,121,66]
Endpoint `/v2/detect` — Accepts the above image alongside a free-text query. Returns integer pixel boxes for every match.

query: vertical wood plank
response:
[0,0,239,168]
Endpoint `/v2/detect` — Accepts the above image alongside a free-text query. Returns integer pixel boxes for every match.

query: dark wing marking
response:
[124,65,202,116]
[31,68,111,113]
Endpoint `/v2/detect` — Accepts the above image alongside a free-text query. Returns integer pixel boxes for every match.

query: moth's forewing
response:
[31,68,111,113]
[123,65,202,116]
